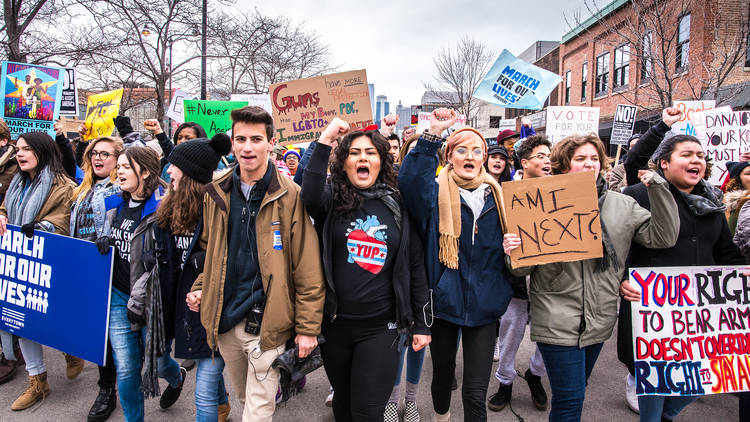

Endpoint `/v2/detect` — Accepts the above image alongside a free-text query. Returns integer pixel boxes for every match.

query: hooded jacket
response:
[509,174,679,348]
[398,136,514,327]
[191,162,325,352]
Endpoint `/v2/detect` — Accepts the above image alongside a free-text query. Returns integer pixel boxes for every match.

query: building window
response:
[581,62,588,101]
[596,52,609,96]
[565,71,571,104]
[676,13,690,72]
[641,32,653,82]
[613,44,630,89]
[489,116,501,128]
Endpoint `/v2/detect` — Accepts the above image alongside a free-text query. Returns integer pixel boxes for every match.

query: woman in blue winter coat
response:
[398,108,514,422]
[154,134,232,422]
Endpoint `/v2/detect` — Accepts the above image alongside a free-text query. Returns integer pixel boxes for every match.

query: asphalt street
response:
[0,325,738,421]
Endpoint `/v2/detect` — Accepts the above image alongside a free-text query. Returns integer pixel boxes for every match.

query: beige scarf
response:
[437,164,504,269]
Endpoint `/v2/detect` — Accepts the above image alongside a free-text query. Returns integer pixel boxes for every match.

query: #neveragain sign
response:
[630,265,750,397]
[473,49,562,110]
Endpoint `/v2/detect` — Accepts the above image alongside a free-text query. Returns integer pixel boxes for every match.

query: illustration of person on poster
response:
[1,61,64,139]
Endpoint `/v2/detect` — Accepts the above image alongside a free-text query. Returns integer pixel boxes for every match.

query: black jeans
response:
[321,317,400,422]
[97,340,116,389]
[430,318,495,421]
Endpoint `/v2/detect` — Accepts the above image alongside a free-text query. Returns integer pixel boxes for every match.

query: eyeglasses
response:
[453,146,484,158]
[89,150,114,159]
[531,152,551,160]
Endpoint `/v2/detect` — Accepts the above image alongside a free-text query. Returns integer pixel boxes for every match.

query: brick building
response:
[559,0,750,144]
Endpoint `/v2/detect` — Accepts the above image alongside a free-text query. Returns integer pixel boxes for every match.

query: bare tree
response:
[207,10,334,97]
[567,0,749,112]
[0,0,79,63]
[67,0,203,122]
[425,36,493,127]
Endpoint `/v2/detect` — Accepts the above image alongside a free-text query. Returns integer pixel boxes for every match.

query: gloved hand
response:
[20,222,37,239]
[95,236,112,255]
[127,309,146,326]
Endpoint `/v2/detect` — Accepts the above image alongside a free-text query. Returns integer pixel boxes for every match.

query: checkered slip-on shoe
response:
[384,401,399,422]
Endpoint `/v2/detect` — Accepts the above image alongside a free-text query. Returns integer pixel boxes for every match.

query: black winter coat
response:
[300,143,430,336]
[156,220,215,359]
[617,181,744,373]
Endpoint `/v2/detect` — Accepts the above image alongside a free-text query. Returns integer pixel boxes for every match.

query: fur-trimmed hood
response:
[724,189,748,212]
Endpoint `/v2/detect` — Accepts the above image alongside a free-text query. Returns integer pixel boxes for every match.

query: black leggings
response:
[97,339,116,388]
[321,317,400,422]
[430,318,495,421]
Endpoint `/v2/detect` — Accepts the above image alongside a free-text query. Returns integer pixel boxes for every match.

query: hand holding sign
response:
[503,233,521,255]
[53,118,63,136]
[662,107,683,128]
[620,280,640,302]
[430,108,458,136]
[319,117,350,146]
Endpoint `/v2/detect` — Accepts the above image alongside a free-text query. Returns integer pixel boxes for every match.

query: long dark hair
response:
[173,122,207,144]
[157,173,205,234]
[121,146,166,201]
[17,131,67,179]
[484,152,512,182]
[329,130,399,214]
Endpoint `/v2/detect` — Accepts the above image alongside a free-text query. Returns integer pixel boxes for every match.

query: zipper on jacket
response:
[579,261,586,336]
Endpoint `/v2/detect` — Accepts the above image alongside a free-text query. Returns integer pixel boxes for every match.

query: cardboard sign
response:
[60,116,83,134]
[59,68,79,116]
[269,69,373,146]
[500,172,603,267]
[473,49,562,110]
[83,88,123,141]
[546,106,600,144]
[0,225,113,365]
[165,89,197,124]
[672,100,716,137]
[630,265,750,397]
[230,93,272,114]
[610,104,638,145]
[701,110,750,185]
[183,99,247,138]
[416,111,467,134]
[1,61,64,139]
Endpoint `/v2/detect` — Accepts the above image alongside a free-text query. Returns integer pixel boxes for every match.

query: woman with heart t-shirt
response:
[300,117,431,421]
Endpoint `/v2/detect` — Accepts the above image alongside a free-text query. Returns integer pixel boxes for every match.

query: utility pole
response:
[201,0,207,100]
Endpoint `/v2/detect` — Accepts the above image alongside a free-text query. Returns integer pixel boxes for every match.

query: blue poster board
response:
[473,49,562,110]
[0,225,112,365]
[0,61,65,139]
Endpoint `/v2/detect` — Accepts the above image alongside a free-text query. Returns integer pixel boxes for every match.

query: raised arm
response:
[624,107,682,186]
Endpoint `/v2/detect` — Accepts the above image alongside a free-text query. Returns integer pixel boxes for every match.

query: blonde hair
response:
[72,136,124,203]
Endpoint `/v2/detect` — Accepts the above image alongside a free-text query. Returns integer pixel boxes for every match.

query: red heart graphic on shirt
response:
[346,229,387,274]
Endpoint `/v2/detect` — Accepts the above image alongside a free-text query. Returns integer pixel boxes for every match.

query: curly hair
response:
[329,130,399,215]
[550,133,611,175]
[157,173,206,234]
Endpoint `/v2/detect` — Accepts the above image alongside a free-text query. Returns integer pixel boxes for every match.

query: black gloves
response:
[20,222,36,239]
[95,236,112,255]
[127,309,146,326]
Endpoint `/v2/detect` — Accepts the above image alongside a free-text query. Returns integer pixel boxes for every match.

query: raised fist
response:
[143,119,163,135]
[662,107,683,128]
[429,108,458,136]
[320,117,350,146]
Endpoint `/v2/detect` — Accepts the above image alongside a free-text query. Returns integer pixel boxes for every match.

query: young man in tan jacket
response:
[187,106,325,422]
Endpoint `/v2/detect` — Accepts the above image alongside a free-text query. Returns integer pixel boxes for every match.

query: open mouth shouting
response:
[356,164,370,180]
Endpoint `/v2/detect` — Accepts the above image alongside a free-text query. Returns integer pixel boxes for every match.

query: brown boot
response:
[64,353,84,379]
[0,352,23,385]
[218,400,231,422]
[11,372,50,410]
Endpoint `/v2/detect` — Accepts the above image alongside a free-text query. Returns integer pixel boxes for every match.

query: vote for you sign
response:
[0,225,113,365]
[631,265,750,397]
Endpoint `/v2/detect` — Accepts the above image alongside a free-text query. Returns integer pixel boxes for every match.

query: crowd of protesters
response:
[0,101,747,422]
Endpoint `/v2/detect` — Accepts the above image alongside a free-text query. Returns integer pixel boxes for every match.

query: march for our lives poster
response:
[1,61,64,139]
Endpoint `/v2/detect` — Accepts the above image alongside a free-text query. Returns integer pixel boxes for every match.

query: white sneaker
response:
[626,374,639,414]
[493,338,500,362]
[325,387,334,407]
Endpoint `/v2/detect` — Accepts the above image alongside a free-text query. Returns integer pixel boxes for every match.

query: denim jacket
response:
[69,180,120,240]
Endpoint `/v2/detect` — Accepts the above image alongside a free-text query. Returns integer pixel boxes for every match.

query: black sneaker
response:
[87,386,117,422]
[488,383,512,412]
[524,368,547,410]
[160,367,187,409]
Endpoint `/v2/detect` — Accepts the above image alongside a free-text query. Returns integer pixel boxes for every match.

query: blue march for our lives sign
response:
[473,49,562,110]
[0,225,113,365]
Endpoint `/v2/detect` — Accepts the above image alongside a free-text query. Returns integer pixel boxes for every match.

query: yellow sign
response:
[83,88,123,140]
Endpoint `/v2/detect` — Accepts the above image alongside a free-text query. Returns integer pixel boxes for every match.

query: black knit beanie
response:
[168,133,232,183]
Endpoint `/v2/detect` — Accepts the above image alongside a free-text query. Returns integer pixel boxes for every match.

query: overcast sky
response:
[241,0,594,107]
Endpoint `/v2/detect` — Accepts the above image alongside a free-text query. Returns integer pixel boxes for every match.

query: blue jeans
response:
[394,335,426,385]
[195,357,229,422]
[538,342,604,422]
[109,288,182,422]
[637,395,697,422]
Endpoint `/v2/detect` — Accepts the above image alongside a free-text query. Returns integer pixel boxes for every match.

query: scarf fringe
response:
[438,233,460,269]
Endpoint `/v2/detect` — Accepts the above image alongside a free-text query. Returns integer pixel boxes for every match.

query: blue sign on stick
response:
[473,49,562,110]
[0,225,113,365]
